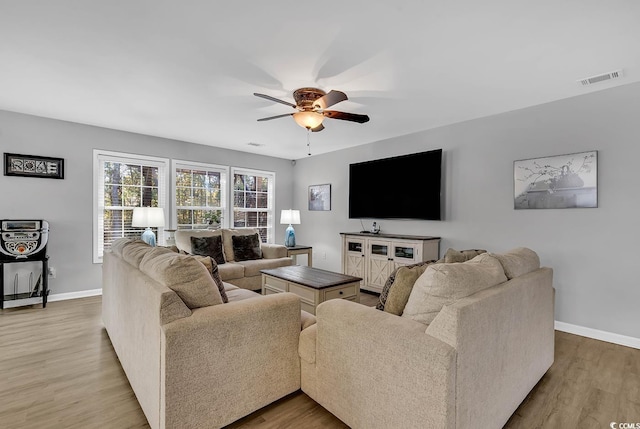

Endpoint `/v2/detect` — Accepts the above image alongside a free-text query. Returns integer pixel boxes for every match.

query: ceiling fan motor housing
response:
[293,87,326,110]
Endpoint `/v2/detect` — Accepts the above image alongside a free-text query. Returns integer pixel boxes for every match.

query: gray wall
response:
[293,82,640,339]
[0,110,293,296]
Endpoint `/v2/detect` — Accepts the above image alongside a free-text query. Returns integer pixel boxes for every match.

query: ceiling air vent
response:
[577,69,623,86]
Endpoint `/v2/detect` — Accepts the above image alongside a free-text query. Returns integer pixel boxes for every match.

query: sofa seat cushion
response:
[222,228,259,262]
[238,257,293,277]
[139,247,224,309]
[491,247,540,279]
[217,262,245,281]
[226,288,261,302]
[402,253,507,325]
[223,282,239,292]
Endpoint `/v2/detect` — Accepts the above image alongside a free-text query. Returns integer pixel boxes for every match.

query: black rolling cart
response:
[0,220,50,309]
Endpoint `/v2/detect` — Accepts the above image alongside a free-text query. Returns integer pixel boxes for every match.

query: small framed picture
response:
[4,153,65,179]
[309,184,331,211]
[514,150,597,210]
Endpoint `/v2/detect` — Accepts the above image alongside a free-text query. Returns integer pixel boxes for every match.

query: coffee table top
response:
[261,265,362,290]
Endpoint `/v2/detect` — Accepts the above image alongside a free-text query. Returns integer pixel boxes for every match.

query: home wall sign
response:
[514,150,597,210]
[3,153,65,179]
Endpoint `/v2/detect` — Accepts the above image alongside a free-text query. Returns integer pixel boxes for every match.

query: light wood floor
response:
[1,295,638,429]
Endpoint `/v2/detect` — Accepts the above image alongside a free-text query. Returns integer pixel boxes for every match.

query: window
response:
[93,150,169,263]
[173,160,228,230]
[231,168,275,243]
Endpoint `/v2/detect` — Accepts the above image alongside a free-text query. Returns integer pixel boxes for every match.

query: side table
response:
[286,245,313,267]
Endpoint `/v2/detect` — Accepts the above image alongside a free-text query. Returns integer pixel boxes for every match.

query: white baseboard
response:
[48,288,102,302]
[555,321,640,350]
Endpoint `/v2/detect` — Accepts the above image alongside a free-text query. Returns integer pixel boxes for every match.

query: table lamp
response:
[280,209,300,247]
[132,207,165,247]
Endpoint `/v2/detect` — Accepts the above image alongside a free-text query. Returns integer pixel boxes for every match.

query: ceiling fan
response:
[254,87,369,132]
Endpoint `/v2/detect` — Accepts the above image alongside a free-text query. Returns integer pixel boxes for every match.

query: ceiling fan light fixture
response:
[293,111,324,130]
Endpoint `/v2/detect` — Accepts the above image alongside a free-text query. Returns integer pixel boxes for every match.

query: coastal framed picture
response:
[4,153,65,179]
[309,184,331,211]
[514,150,597,210]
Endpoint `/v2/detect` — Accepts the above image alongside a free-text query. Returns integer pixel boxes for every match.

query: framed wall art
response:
[514,150,597,210]
[309,184,331,211]
[4,153,65,179]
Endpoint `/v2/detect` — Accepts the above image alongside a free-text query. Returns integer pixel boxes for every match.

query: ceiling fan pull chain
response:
[307,128,312,156]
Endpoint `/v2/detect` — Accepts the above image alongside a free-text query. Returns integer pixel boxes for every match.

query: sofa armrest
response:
[161,292,302,428]
[311,299,456,428]
[299,323,317,364]
[261,243,288,259]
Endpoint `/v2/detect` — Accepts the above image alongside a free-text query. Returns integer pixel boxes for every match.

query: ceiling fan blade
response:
[322,110,370,124]
[257,113,294,122]
[254,93,297,109]
[314,90,348,110]
[311,123,325,132]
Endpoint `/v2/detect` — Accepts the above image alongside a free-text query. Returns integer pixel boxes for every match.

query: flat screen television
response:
[349,149,442,220]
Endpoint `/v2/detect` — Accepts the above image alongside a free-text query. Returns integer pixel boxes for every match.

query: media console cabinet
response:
[340,232,441,293]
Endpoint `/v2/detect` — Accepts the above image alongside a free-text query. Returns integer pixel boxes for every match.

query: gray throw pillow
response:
[191,235,225,265]
[232,233,262,261]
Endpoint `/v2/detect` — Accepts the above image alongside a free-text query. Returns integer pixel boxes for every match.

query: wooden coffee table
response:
[261,265,362,315]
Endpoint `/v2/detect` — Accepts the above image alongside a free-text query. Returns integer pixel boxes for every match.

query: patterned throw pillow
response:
[376,260,437,311]
[190,235,226,265]
[191,255,228,303]
[232,233,262,261]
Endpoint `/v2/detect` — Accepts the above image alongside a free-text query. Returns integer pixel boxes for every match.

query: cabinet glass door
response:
[370,243,389,256]
[393,243,418,264]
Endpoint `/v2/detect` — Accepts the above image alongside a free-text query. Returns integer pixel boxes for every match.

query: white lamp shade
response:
[132,207,166,228]
[280,209,301,225]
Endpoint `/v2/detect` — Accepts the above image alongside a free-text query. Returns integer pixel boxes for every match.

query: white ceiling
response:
[1,1,638,160]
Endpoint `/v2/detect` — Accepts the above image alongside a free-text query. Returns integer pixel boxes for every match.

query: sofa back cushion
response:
[190,255,228,303]
[139,247,224,309]
[402,253,508,325]
[491,247,540,279]
[222,228,259,262]
[190,235,226,265]
[443,248,487,263]
[122,241,153,267]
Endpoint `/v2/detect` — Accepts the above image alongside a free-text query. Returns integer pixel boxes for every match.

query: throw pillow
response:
[443,248,487,263]
[232,233,262,261]
[376,260,436,311]
[191,255,228,303]
[222,228,259,262]
[191,235,225,265]
[490,247,540,279]
[139,249,223,309]
[402,253,507,325]
[384,263,431,316]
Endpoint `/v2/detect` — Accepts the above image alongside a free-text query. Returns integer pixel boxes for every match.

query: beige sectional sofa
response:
[299,248,555,429]
[102,238,315,429]
[174,228,292,290]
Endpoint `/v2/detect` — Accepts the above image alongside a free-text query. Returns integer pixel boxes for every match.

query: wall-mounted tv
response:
[349,149,442,220]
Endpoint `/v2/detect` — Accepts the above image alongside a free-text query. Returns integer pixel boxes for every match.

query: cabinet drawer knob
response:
[339,291,343,295]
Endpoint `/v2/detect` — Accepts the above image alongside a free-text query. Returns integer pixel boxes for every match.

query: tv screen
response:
[349,149,442,220]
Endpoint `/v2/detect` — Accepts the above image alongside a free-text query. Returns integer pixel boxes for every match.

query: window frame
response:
[171,160,230,230]
[92,149,170,263]
[230,167,276,243]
